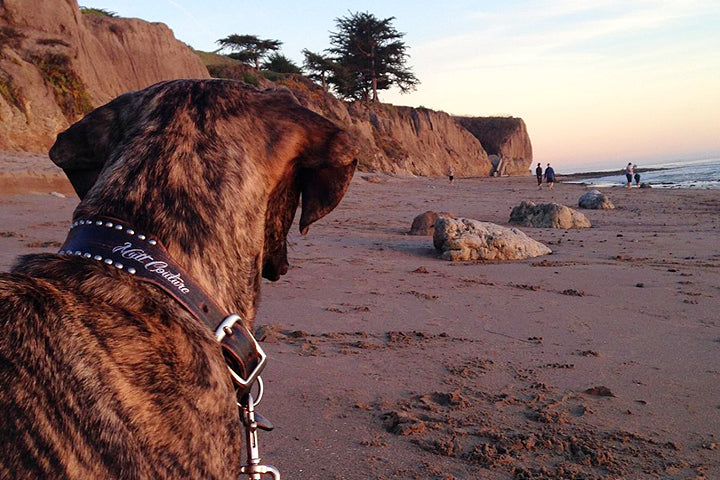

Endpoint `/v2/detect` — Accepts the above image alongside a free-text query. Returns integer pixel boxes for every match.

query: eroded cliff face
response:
[0,0,208,151]
[0,1,531,178]
[275,76,492,177]
[455,116,533,176]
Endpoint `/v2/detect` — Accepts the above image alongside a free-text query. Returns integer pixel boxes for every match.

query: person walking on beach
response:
[633,164,640,187]
[625,163,634,188]
[535,163,543,189]
[447,165,455,185]
[544,163,555,190]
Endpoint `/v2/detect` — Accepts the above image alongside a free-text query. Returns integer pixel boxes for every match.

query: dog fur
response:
[0,79,357,479]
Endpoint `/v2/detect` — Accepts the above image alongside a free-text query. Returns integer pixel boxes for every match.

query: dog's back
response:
[0,255,241,479]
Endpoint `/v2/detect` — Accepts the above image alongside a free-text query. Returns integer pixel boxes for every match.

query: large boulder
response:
[509,201,591,229]
[409,211,453,236]
[578,190,615,210]
[433,217,552,261]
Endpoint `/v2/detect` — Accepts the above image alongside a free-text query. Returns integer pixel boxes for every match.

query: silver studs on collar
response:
[69,218,155,244]
[64,219,158,275]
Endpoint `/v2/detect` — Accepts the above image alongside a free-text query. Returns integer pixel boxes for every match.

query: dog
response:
[0,79,357,479]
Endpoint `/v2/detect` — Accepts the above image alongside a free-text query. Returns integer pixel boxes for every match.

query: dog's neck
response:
[72,159,270,324]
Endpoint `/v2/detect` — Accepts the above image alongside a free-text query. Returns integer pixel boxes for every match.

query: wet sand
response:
[1,153,718,479]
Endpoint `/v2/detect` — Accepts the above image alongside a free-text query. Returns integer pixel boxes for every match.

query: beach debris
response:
[254,324,289,343]
[578,189,615,209]
[575,350,601,357]
[382,411,427,436]
[636,282,645,288]
[49,191,66,198]
[360,174,389,184]
[583,386,615,397]
[411,266,429,274]
[433,217,552,261]
[509,201,591,229]
[409,210,454,236]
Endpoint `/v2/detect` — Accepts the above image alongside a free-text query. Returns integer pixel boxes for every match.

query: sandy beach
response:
[1,152,718,479]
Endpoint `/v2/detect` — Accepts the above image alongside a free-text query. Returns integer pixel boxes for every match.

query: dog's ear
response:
[49,91,139,199]
[297,129,358,235]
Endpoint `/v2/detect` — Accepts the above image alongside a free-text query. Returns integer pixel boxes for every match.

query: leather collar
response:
[59,217,266,395]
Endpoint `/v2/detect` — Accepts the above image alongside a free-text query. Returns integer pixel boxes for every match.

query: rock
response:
[433,217,552,261]
[578,189,615,210]
[640,183,652,189]
[455,117,533,175]
[360,174,389,184]
[509,201,591,229]
[409,211,453,236]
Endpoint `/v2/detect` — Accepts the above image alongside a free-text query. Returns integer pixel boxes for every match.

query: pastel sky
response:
[86,0,720,171]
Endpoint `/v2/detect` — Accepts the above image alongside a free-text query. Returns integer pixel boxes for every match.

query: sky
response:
[85,0,720,172]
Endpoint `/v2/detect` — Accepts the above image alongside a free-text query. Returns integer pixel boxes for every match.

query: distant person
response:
[447,165,455,185]
[625,163,634,188]
[544,163,555,190]
[633,164,640,187]
[535,163,543,189]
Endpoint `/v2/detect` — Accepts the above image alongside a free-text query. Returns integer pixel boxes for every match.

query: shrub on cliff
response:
[261,53,301,74]
[0,74,25,114]
[79,7,117,17]
[28,52,93,119]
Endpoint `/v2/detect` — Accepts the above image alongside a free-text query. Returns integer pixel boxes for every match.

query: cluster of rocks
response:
[410,188,621,262]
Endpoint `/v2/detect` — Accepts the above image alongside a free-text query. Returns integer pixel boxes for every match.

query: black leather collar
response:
[59,217,266,396]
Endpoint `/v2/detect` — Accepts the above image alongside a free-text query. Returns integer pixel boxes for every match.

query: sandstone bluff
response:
[0,0,533,177]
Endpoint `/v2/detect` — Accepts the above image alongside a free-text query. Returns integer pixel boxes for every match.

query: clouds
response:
[381,0,720,167]
[413,0,717,73]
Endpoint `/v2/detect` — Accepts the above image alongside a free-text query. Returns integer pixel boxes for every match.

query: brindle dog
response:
[0,79,357,479]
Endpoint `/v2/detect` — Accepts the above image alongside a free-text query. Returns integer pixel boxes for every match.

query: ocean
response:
[564,158,720,189]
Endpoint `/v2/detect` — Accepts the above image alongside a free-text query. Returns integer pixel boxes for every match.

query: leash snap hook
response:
[240,392,280,480]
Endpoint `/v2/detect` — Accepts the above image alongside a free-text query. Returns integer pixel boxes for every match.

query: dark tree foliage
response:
[262,53,302,74]
[216,34,282,69]
[301,49,335,91]
[327,11,419,102]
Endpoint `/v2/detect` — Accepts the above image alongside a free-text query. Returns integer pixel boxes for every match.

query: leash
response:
[59,217,280,479]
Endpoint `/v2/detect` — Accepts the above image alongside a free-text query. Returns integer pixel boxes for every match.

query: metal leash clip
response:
[239,386,280,480]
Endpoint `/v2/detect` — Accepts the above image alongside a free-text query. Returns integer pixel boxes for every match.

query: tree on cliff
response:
[262,53,302,74]
[326,11,419,102]
[216,34,282,70]
[302,49,335,91]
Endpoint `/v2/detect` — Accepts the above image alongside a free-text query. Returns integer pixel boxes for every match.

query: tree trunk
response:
[371,44,378,102]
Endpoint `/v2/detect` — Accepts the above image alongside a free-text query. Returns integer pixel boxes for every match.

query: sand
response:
[1,152,718,479]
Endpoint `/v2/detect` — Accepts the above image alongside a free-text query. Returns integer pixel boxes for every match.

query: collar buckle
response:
[216,314,267,391]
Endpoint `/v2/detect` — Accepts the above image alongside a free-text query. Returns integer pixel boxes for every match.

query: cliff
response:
[270,75,492,176]
[1,1,531,178]
[455,116,533,175]
[0,0,209,151]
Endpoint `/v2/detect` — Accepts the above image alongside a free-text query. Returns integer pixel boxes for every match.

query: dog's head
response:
[49,80,357,287]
